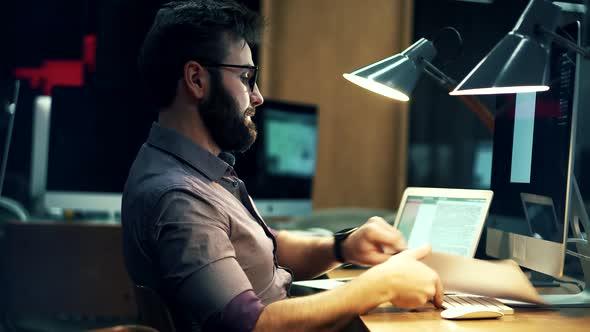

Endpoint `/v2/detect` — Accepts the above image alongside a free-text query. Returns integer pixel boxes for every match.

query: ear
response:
[183,61,207,100]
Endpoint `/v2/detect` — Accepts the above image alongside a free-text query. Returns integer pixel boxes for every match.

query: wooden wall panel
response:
[260,0,413,210]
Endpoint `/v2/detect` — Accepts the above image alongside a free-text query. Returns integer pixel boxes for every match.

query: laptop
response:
[393,187,493,257]
[291,187,494,292]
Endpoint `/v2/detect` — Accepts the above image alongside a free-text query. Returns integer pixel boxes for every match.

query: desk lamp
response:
[451,0,590,96]
[343,31,494,132]
[0,80,29,221]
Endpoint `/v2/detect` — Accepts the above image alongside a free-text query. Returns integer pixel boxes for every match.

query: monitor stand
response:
[530,271,561,288]
[540,176,590,307]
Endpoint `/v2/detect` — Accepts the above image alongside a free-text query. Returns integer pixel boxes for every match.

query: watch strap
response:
[333,227,358,263]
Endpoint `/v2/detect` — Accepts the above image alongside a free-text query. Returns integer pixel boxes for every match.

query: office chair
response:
[88,324,160,332]
[134,285,176,332]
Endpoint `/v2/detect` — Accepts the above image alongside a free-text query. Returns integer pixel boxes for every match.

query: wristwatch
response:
[333,227,359,263]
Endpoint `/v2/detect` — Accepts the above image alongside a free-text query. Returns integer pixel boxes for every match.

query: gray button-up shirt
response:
[122,123,292,331]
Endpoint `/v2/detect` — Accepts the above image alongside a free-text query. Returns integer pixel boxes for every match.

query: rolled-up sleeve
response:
[154,190,257,326]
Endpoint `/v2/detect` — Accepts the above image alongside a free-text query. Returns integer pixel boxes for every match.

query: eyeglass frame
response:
[201,63,259,92]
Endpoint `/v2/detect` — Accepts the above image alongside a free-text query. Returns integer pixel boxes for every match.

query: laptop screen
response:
[397,195,489,257]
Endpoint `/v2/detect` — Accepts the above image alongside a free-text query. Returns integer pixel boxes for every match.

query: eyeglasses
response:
[202,63,259,92]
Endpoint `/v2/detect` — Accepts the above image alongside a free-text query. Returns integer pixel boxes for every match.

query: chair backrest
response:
[134,285,176,332]
[88,324,160,332]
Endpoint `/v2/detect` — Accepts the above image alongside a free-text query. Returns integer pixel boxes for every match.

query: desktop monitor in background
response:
[234,100,318,218]
[486,21,590,306]
[32,86,153,218]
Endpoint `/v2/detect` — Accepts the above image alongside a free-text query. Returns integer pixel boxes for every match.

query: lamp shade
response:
[451,0,561,95]
[343,38,436,101]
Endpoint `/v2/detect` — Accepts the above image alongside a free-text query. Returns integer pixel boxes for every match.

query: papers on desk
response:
[422,251,547,305]
[292,278,351,290]
[293,252,546,305]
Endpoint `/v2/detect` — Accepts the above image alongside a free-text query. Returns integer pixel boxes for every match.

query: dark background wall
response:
[408,0,529,190]
[1,0,589,209]
[0,0,259,207]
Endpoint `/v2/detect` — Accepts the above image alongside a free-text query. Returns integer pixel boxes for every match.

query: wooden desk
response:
[329,269,590,332]
[361,304,590,332]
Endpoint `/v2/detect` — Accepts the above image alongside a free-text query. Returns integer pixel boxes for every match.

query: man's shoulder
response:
[123,144,214,207]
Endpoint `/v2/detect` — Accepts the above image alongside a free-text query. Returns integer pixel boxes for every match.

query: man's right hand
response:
[254,244,443,332]
[357,244,444,309]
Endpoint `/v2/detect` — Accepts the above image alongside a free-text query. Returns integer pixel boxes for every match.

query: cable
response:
[431,26,464,65]
[0,80,20,196]
[566,249,590,261]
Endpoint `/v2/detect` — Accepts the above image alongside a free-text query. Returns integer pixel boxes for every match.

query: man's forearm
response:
[275,231,340,279]
[253,277,388,332]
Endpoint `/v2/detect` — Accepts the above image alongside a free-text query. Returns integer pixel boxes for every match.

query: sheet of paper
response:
[422,251,547,305]
[291,278,351,290]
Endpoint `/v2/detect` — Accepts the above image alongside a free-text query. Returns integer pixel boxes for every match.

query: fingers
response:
[364,217,407,252]
[433,275,444,308]
[362,252,396,266]
[395,244,432,260]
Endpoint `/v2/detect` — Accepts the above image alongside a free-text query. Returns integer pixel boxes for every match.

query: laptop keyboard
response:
[443,294,514,315]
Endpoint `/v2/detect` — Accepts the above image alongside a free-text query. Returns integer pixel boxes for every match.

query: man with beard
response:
[122,1,443,331]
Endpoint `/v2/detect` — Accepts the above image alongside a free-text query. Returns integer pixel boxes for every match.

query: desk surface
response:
[360,304,590,332]
[329,269,590,332]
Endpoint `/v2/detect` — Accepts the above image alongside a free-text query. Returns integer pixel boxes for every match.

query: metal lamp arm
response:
[538,25,590,58]
[420,59,495,133]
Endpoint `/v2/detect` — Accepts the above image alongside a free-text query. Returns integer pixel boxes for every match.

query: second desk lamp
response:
[342,30,494,132]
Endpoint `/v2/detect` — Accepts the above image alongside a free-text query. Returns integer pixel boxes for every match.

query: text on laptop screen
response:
[397,196,488,256]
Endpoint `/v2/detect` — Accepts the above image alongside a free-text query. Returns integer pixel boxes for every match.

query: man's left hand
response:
[340,217,407,266]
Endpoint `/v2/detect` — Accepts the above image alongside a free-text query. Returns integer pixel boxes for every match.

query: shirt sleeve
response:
[204,290,265,332]
[153,190,256,326]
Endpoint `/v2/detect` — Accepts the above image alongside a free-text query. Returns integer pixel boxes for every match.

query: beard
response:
[198,71,257,153]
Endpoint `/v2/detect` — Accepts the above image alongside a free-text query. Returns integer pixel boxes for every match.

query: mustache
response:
[244,107,256,117]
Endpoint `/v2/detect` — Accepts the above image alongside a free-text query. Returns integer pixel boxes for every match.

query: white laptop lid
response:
[393,187,494,257]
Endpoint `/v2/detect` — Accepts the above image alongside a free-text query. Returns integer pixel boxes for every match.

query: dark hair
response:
[138,0,264,109]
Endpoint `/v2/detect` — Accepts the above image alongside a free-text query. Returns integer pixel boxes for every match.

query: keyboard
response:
[443,294,514,315]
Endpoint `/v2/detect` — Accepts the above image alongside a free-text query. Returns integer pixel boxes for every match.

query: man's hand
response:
[340,216,407,266]
[355,245,444,309]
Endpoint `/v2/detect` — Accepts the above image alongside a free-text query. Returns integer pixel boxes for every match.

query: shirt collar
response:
[146,122,232,181]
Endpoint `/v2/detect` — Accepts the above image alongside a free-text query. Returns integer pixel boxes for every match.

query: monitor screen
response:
[486,21,580,276]
[265,109,317,178]
[234,100,318,217]
[39,86,154,214]
[397,195,489,256]
[46,87,152,194]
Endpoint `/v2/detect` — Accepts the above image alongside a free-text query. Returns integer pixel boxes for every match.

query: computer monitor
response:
[485,21,590,306]
[234,100,318,218]
[32,94,316,219]
[31,86,153,218]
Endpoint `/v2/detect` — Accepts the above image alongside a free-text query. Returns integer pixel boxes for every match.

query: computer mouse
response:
[440,307,504,320]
